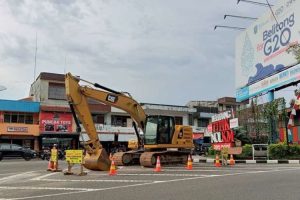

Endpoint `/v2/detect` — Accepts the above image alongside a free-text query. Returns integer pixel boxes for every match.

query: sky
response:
[0,0,289,106]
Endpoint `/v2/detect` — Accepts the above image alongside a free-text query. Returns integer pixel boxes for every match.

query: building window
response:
[3,112,34,124]
[174,117,183,125]
[48,83,66,100]
[4,114,11,123]
[198,118,209,127]
[91,114,104,124]
[111,115,129,127]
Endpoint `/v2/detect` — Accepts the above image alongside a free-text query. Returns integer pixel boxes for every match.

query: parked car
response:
[0,143,37,161]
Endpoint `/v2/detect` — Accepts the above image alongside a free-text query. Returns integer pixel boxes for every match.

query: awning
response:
[119,134,136,142]
[80,133,114,142]
[79,133,137,142]
[193,133,203,140]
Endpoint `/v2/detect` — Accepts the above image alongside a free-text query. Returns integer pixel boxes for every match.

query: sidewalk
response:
[196,156,300,164]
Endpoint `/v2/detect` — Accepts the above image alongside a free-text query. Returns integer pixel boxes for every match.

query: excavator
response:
[65,72,193,171]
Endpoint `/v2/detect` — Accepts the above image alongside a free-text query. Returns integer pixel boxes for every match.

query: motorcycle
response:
[40,149,65,161]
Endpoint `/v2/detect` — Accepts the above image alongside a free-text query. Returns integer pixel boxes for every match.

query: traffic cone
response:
[186,155,193,170]
[47,160,53,171]
[215,154,221,167]
[109,160,117,176]
[229,154,235,166]
[154,156,162,172]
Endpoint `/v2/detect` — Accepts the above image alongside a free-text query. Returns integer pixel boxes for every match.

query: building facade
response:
[0,99,40,151]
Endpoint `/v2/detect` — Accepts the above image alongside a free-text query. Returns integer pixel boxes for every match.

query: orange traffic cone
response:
[186,155,193,170]
[215,154,221,167]
[109,160,117,176]
[47,160,53,171]
[229,154,235,166]
[154,156,162,172]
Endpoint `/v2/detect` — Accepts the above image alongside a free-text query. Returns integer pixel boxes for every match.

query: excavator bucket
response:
[83,149,111,171]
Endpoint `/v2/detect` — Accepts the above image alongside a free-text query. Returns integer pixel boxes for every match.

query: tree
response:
[287,43,300,63]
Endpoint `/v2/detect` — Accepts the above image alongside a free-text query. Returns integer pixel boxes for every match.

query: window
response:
[4,114,10,123]
[111,115,129,127]
[48,83,66,100]
[18,114,25,123]
[0,144,10,150]
[25,115,33,124]
[92,114,104,124]
[174,117,183,125]
[11,114,18,123]
[11,144,22,150]
[144,116,158,145]
[3,112,34,124]
[198,119,209,127]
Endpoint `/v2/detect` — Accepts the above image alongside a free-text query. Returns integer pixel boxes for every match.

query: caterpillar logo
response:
[106,94,118,103]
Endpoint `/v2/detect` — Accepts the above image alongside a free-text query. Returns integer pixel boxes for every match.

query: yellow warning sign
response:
[66,150,83,164]
[50,149,58,162]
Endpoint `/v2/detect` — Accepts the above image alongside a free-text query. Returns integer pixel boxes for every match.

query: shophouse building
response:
[28,72,197,152]
[30,72,79,150]
[0,99,40,151]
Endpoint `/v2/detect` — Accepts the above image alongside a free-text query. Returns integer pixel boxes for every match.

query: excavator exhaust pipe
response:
[83,149,111,171]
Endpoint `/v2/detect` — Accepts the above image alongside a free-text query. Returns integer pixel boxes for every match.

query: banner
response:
[40,112,72,133]
[236,0,300,99]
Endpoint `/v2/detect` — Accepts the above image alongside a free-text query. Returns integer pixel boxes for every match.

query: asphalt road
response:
[0,158,300,200]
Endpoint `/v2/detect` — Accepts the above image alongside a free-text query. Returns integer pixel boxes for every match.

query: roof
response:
[0,99,40,112]
[37,72,65,82]
[40,106,70,112]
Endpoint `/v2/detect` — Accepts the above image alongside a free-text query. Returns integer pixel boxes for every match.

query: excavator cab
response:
[144,115,175,145]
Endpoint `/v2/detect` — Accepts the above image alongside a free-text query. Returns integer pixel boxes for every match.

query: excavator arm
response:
[65,72,146,171]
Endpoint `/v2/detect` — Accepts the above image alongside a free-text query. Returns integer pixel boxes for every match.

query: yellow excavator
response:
[65,72,193,171]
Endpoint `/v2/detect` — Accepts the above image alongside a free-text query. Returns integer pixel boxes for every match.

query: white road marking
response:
[0,186,95,191]
[0,171,40,183]
[39,178,153,183]
[30,172,57,181]
[1,167,299,200]
[0,173,19,176]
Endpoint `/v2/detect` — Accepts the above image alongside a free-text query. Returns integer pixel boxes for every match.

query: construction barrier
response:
[46,146,62,172]
[64,149,86,176]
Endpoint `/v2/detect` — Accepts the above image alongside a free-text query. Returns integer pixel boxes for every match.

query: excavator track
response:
[112,150,143,166]
[139,150,190,167]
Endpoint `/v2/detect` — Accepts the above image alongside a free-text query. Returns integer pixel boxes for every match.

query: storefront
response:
[80,125,137,153]
[39,111,79,150]
[0,100,40,151]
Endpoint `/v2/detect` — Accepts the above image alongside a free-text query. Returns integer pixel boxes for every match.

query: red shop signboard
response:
[40,112,72,133]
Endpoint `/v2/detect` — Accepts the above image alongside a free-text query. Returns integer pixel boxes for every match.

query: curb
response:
[198,159,300,164]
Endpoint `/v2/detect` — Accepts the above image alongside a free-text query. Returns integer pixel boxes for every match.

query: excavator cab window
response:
[144,116,175,145]
[157,116,175,144]
[144,116,158,144]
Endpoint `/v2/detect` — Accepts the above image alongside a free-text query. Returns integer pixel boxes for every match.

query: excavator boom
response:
[65,73,146,170]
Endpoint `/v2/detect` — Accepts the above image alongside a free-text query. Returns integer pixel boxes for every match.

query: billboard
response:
[236,0,300,101]
[40,112,72,133]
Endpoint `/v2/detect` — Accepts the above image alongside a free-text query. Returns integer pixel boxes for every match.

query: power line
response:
[224,14,257,20]
[237,0,273,7]
[214,25,246,31]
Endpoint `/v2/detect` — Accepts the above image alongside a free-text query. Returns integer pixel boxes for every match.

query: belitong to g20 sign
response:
[211,111,234,151]
[235,0,300,101]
